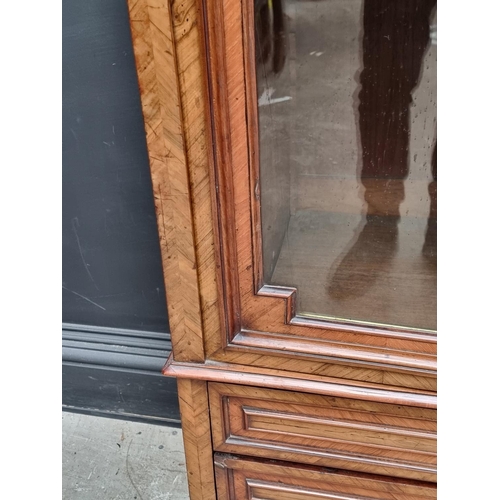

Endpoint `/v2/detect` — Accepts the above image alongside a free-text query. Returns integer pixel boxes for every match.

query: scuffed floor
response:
[62,412,189,500]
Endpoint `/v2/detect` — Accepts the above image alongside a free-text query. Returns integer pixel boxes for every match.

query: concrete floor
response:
[62,412,190,500]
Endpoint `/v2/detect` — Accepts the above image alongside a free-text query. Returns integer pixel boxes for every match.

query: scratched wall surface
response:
[62,0,169,332]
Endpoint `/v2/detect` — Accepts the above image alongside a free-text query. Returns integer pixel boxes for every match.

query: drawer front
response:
[208,383,436,482]
[214,454,437,500]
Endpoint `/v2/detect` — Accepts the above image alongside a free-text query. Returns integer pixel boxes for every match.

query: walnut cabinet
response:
[127,0,437,498]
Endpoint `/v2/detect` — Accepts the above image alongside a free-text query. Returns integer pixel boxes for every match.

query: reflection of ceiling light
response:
[430,24,437,45]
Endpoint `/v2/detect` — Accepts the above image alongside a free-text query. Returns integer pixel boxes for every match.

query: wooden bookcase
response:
[127,0,437,498]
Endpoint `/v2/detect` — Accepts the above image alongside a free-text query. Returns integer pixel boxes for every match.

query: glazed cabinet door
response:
[202,0,437,391]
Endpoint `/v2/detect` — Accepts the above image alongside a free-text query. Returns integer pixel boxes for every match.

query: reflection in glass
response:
[255,0,437,330]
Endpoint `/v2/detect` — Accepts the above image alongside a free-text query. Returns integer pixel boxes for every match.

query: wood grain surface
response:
[169,0,223,360]
[177,379,217,500]
[214,455,437,499]
[209,383,436,482]
[127,0,205,362]
[163,355,436,408]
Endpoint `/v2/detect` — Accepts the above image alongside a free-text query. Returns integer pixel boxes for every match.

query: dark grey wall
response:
[62,0,178,424]
[62,0,169,332]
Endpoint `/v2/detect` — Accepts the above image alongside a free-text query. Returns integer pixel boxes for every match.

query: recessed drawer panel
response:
[214,454,437,500]
[208,383,436,482]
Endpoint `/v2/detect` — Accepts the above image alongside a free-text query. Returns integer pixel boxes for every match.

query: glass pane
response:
[255,0,437,331]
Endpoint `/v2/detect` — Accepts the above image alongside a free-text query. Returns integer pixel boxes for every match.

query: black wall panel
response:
[62,0,178,423]
[62,0,169,332]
